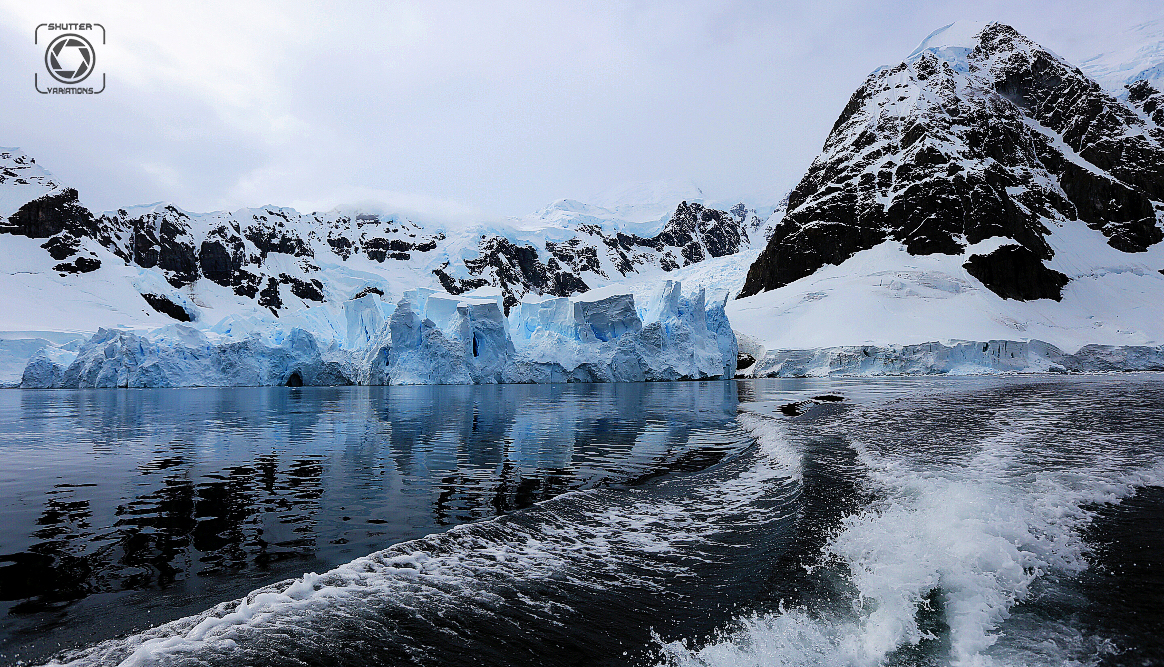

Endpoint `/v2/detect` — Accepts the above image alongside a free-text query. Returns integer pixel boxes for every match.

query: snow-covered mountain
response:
[0,146,759,332]
[0,148,765,384]
[730,21,1164,371]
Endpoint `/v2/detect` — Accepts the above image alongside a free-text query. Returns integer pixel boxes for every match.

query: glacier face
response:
[22,282,739,388]
[22,325,355,389]
[741,340,1164,378]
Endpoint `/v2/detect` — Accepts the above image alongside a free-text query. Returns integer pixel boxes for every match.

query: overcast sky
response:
[1,1,1161,222]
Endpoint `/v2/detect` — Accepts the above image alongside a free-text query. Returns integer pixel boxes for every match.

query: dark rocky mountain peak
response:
[740,22,1164,301]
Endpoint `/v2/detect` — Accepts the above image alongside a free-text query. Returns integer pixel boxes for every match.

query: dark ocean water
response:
[0,376,1160,666]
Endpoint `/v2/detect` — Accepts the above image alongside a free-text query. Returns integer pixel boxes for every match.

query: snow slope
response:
[729,225,1164,354]
[1079,18,1164,95]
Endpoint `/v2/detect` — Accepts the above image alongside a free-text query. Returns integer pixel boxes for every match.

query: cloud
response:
[0,0,1161,224]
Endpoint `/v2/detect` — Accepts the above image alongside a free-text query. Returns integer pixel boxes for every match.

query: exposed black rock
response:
[433,265,490,298]
[198,230,247,287]
[157,222,199,287]
[1058,161,1163,252]
[140,293,192,321]
[352,286,384,299]
[445,237,596,313]
[736,353,756,370]
[281,273,324,302]
[963,244,1069,301]
[108,206,201,287]
[233,271,262,299]
[1127,80,1164,130]
[53,256,101,274]
[243,210,312,258]
[2,189,110,273]
[364,237,415,262]
[327,236,353,260]
[740,23,1164,302]
[41,234,80,260]
[4,188,95,238]
[546,238,605,277]
[258,277,282,316]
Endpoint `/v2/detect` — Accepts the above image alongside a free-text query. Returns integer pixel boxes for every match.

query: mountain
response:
[741,21,1164,301]
[0,147,756,339]
[727,21,1164,360]
[1079,18,1164,96]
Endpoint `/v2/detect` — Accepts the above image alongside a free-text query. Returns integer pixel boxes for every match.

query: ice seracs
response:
[22,281,739,387]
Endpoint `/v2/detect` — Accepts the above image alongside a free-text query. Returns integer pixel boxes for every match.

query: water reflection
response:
[0,382,742,661]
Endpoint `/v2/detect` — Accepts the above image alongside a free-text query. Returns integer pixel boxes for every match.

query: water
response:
[0,376,1161,666]
[0,382,748,664]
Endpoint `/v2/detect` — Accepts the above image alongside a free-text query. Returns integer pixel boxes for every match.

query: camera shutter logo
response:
[45,33,95,84]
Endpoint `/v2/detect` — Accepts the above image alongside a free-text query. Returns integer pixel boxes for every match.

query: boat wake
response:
[658,381,1164,667]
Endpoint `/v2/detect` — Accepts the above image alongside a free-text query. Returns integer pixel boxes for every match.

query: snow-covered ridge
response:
[0,146,763,328]
[0,148,61,220]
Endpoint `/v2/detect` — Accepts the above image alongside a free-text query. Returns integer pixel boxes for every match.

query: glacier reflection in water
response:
[0,381,746,663]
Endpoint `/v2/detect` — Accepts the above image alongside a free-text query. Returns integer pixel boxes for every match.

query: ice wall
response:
[743,340,1164,377]
[19,282,740,387]
[370,281,738,385]
[19,284,1164,387]
[21,325,354,388]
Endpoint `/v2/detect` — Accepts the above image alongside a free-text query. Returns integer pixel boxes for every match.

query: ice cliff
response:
[20,282,739,388]
[738,340,1164,377]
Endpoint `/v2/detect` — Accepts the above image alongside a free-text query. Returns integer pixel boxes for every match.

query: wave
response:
[658,384,1164,667]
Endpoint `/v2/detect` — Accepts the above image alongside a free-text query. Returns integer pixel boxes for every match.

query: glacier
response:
[21,325,355,389]
[20,281,739,388]
[739,340,1164,378]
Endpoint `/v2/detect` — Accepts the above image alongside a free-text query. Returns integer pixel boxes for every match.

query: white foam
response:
[657,400,1164,667]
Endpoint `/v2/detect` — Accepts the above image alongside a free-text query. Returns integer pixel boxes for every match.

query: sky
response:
[1,0,1162,223]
